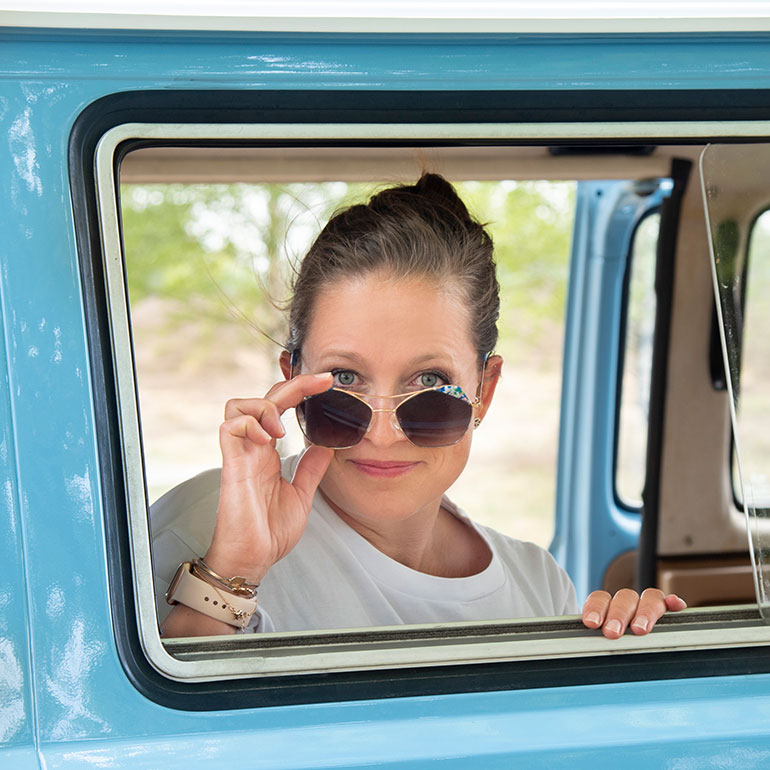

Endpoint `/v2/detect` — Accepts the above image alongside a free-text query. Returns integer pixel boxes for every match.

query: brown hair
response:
[287,173,499,365]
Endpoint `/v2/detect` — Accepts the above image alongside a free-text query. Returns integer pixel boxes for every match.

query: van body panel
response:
[32,675,770,767]
[3,23,770,766]
[0,272,37,761]
[3,31,770,93]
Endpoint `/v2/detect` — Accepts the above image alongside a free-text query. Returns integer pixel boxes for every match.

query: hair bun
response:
[413,172,471,220]
[368,172,473,228]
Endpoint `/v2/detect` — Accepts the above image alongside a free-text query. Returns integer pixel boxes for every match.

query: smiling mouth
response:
[348,460,419,478]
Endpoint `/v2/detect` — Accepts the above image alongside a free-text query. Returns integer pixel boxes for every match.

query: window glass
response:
[733,208,770,508]
[615,213,660,508]
[121,178,574,549]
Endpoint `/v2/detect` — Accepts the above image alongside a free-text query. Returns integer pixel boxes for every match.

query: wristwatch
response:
[166,561,258,629]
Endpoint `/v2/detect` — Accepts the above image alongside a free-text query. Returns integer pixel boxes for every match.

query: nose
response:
[363,406,406,446]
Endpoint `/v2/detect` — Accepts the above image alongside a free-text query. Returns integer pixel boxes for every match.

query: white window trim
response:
[95,121,770,683]
[7,3,770,34]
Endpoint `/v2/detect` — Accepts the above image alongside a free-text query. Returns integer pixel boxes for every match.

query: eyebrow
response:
[315,350,457,369]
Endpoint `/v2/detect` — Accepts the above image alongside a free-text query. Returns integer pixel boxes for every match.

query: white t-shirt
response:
[152,454,578,632]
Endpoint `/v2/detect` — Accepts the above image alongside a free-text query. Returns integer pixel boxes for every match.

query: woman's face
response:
[289,272,501,528]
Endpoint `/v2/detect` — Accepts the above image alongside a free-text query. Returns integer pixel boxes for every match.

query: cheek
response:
[441,437,473,482]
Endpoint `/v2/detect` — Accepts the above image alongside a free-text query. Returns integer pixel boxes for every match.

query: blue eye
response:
[334,370,356,387]
[418,372,444,388]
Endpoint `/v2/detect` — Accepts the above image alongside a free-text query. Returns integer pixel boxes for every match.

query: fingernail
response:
[586,612,601,626]
[278,417,286,435]
[632,617,649,632]
[605,619,622,636]
[313,372,332,379]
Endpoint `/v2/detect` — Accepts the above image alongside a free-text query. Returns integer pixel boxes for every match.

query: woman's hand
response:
[581,588,687,638]
[202,372,335,585]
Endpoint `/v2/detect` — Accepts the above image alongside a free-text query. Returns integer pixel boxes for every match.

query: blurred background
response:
[122,177,577,547]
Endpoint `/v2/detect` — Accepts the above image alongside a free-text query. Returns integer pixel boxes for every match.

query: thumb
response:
[291,446,334,508]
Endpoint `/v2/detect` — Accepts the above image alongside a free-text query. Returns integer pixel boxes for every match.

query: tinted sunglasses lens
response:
[297,390,371,448]
[396,389,472,447]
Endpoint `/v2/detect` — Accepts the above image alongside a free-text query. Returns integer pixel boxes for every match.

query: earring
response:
[473,417,481,428]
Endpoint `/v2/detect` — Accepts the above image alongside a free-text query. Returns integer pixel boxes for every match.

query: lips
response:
[348,459,419,478]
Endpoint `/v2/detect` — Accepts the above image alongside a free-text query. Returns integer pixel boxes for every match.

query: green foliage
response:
[121,183,370,346]
[120,179,575,356]
[456,180,575,351]
[121,185,264,320]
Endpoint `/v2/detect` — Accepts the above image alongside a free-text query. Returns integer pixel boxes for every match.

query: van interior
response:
[119,141,766,614]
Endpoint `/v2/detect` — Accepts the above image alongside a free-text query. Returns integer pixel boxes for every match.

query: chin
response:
[320,451,467,523]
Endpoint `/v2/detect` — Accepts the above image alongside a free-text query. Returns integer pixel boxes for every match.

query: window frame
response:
[71,89,770,710]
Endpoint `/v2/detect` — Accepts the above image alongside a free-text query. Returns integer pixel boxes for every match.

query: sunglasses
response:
[290,352,487,449]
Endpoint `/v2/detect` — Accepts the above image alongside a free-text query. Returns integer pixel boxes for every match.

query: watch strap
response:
[166,562,258,628]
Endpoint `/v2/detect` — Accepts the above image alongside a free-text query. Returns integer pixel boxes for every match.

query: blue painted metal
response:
[2,25,770,767]
[3,30,770,91]
[0,215,38,765]
[33,676,770,768]
[553,179,671,600]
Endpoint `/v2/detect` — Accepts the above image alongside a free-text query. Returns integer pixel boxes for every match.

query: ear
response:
[475,354,503,423]
[279,349,293,380]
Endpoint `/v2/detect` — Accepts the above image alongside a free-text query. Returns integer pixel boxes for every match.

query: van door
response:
[553,174,674,599]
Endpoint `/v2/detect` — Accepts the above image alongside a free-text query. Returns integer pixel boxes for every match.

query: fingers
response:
[581,590,610,630]
[665,593,688,612]
[582,588,687,639]
[262,372,334,412]
[220,373,334,452]
[218,411,287,464]
[582,589,639,639]
[219,413,272,449]
[291,445,334,509]
[628,589,686,635]
[225,373,333,421]
[628,588,667,635]
[224,398,286,441]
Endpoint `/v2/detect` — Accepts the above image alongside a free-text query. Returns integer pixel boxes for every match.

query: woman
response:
[155,173,685,638]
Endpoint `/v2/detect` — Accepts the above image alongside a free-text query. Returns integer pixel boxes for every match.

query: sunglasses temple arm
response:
[472,352,491,407]
[289,348,300,379]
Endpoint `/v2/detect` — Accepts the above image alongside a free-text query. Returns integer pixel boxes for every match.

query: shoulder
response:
[151,467,221,519]
[481,525,564,576]
[149,453,302,545]
[446,499,578,615]
[150,453,301,526]
[150,468,222,593]
[487,529,578,615]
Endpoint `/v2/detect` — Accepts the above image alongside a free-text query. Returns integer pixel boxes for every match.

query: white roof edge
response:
[4,11,770,34]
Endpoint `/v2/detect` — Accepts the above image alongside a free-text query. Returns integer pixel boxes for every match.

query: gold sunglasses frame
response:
[290,353,489,449]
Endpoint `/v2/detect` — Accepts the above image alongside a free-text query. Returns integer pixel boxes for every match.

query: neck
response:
[320,490,490,578]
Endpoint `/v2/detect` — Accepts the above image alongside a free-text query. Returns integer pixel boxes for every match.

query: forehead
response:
[302,274,476,365]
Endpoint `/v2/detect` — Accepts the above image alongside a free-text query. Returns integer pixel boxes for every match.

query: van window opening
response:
[85,124,770,690]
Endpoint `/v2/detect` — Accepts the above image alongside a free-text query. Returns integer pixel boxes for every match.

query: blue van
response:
[3,7,770,767]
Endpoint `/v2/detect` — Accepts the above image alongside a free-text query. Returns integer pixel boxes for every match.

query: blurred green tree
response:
[121,179,575,358]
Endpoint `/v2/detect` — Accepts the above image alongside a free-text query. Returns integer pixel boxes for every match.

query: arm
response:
[161,373,334,638]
